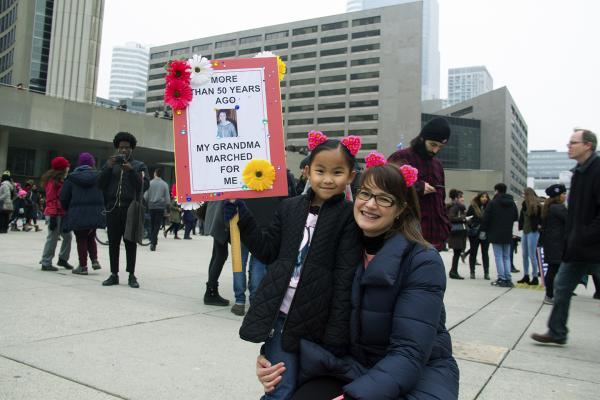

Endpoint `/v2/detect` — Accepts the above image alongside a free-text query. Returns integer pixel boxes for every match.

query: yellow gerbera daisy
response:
[276,56,286,81]
[242,159,276,191]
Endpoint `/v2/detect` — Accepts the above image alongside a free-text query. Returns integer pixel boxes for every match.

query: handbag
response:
[124,171,145,244]
[451,222,466,232]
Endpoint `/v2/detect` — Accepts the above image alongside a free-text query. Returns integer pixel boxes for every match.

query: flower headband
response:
[364,151,419,188]
[307,131,362,156]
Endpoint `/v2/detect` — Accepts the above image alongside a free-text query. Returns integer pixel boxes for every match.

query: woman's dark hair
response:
[113,131,137,149]
[470,191,489,218]
[1,174,11,183]
[541,193,564,219]
[523,187,540,217]
[307,139,355,171]
[359,164,430,248]
[40,169,65,188]
[449,189,463,201]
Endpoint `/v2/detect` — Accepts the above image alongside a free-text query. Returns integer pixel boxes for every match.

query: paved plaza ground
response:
[1,228,599,399]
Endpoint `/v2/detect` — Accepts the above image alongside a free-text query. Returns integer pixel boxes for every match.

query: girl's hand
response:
[256,355,285,393]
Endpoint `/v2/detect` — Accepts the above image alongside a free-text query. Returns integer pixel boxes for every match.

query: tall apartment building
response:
[109,42,149,101]
[435,86,528,197]
[0,0,104,102]
[347,0,440,100]
[448,65,493,106]
[146,3,423,160]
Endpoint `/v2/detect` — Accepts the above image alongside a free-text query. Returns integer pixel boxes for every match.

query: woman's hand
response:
[256,355,285,393]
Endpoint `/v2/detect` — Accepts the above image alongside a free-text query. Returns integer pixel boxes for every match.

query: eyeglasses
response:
[567,141,584,146]
[356,189,396,207]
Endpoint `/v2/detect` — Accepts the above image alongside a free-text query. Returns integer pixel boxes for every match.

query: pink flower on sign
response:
[307,130,328,150]
[399,164,419,187]
[341,135,362,156]
[365,151,387,169]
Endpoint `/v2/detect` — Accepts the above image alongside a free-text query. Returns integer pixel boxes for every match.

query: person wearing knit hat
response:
[98,131,149,288]
[39,157,73,271]
[387,117,452,254]
[77,152,96,167]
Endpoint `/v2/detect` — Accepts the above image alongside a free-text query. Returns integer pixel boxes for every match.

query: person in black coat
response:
[480,183,518,287]
[60,153,106,275]
[257,163,459,400]
[447,189,467,280]
[465,192,490,279]
[539,184,567,304]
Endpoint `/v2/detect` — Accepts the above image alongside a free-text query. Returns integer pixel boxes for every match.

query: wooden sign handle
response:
[230,214,242,273]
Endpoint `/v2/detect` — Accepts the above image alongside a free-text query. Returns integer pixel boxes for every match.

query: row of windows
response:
[288,114,378,125]
[0,0,16,13]
[0,48,13,73]
[287,128,377,140]
[0,70,10,84]
[0,26,14,52]
[288,100,378,112]
[287,70,379,86]
[0,5,16,31]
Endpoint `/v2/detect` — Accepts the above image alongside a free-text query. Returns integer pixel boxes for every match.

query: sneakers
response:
[41,264,58,271]
[531,332,566,345]
[231,304,246,316]
[91,260,101,270]
[543,296,554,305]
[517,275,530,284]
[102,274,119,286]
[72,266,88,275]
[128,274,140,288]
[57,259,74,270]
[529,276,539,286]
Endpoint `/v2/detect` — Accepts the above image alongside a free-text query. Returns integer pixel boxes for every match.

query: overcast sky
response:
[97,0,600,151]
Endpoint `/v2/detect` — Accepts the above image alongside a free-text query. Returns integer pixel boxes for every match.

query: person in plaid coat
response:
[388,117,451,250]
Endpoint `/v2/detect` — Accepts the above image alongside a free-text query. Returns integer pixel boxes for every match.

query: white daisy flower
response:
[188,54,212,86]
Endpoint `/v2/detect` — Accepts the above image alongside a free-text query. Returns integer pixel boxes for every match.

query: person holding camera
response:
[98,132,149,288]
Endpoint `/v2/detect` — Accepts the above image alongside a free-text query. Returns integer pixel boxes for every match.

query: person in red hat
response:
[39,156,74,271]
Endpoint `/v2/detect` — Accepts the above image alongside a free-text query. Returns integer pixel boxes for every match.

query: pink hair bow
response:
[341,135,362,156]
[307,130,327,150]
[365,151,387,168]
[364,151,419,187]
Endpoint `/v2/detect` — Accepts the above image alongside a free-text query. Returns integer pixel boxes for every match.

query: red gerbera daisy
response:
[166,59,191,84]
[164,79,192,110]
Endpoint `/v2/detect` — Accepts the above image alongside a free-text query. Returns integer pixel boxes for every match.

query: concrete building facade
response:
[435,86,528,197]
[448,65,493,106]
[146,3,423,161]
[346,0,440,100]
[109,42,149,101]
[0,0,103,102]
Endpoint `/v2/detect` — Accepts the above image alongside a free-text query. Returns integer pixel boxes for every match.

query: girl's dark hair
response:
[40,169,65,188]
[359,164,430,248]
[449,188,463,200]
[470,191,489,218]
[542,195,564,219]
[308,139,355,171]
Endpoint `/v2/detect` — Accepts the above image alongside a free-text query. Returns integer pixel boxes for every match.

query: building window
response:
[150,61,166,69]
[171,47,189,56]
[240,35,261,45]
[290,65,316,73]
[352,30,380,39]
[148,83,165,91]
[291,51,317,60]
[215,39,236,48]
[214,51,236,59]
[350,85,379,94]
[6,147,35,176]
[290,77,316,86]
[288,118,315,125]
[318,102,345,110]
[146,95,164,102]
[150,51,168,60]
[351,57,379,66]
[292,26,318,35]
[292,39,317,48]
[450,106,473,117]
[349,114,378,122]
[352,16,381,26]
[288,104,314,112]
[192,44,211,52]
[349,100,378,108]
[362,143,377,150]
[238,47,262,55]
[321,21,348,31]
[148,73,164,81]
[350,71,379,80]
[318,116,345,124]
[289,91,315,99]
[320,61,347,70]
[321,34,348,43]
[319,88,346,96]
[320,47,347,57]
[351,129,378,136]
[264,43,288,51]
[320,75,346,83]
[266,30,289,40]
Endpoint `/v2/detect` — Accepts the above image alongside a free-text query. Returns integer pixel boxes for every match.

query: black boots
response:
[204,283,230,306]
[517,275,530,284]
[449,270,464,280]
[102,274,119,286]
[529,276,539,286]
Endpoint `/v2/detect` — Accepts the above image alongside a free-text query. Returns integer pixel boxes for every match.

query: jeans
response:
[149,209,164,246]
[233,246,268,305]
[261,314,298,400]
[521,231,540,277]
[74,229,97,267]
[40,216,72,266]
[492,243,511,281]
[548,262,600,341]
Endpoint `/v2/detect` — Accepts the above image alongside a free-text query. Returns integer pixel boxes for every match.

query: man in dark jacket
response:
[388,117,451,250]
[532,129,600,345]
[144,168,170,251]
[98,132,149,288]
[480,183,518,287]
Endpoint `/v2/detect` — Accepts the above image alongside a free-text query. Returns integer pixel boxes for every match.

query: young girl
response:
[226,132,362,400]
